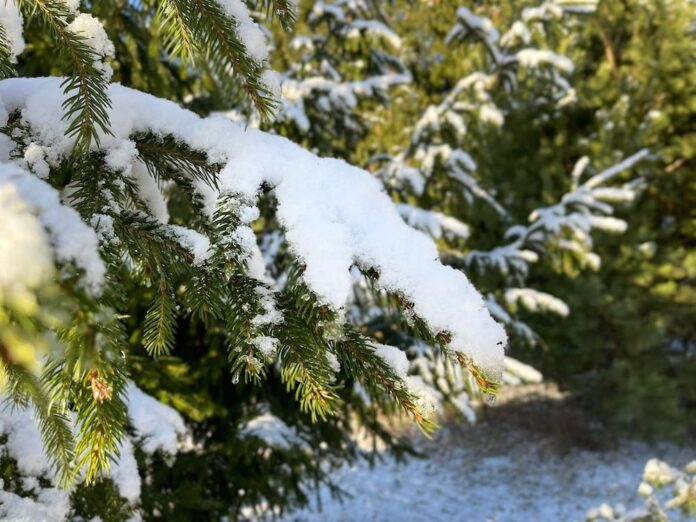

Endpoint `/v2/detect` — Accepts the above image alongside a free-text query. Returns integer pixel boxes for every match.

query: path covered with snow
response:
[282,386,694,522]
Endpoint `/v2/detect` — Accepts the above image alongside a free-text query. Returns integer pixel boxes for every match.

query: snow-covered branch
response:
[0,77,506,374]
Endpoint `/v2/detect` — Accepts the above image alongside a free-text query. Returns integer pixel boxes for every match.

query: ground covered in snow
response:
[281,385,695,522]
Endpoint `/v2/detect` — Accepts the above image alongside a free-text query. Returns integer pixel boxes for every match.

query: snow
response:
[239,412,305,450]
[478,103,504,127]
[0,407,71,521]
[63,0,81,14]
[571,155,591,186]
[0,382,188,519]
[251,286,283,327]
[585,149,649,189]
[125,382,187,455]
[0,407,54,479]
[0,0,25,62]
[0,181,54,297]
[501,21,531,47]
[504,288,570,317]
[350,20,402,49]
[468,149,647,283]
[252,336,279,357]
[591,187,636,203]
[0,485,70,522]
[373,344,409,379]
[67,14,114,59]
[278,72,411,133]
[310,2,345,23]
[395,204,470,241]
[403,375,441,416]
[556,1,598,14]
[261,70,282,102]
[67,14,115,80]
[109,439,142,503]
[516,48,574,74]
[522,2,564,22]
[447,7,500,44]
[276,417,694,522]
[503,356,543,384]
[0,162,106,293]
[214,0,268,63]
[23,143,50,179]
[587,215,628,233]
[643,458,682,486]
[128,162,170,223]
[167,224,212,265]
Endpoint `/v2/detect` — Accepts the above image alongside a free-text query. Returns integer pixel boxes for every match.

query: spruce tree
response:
[332,1,649,415]
[0,1,505,519]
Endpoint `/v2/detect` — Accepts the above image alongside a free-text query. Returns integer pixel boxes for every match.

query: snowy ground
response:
[281,385,695,522]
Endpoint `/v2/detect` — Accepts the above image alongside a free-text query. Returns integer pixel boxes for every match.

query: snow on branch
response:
[584,148,650,189]
[504,288,570,317]
[446,7,500,49]
[0,0,25,65]
[396,203,470,241]
[0,383,187,517]
[276,0,410,137]
[0,162,105,293]
[0,77,506,374]
[466,149,648,279]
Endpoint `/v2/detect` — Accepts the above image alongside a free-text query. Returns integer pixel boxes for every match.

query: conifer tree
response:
[529,0,696,436]
[353,2,650,413]
[0,1,505,519]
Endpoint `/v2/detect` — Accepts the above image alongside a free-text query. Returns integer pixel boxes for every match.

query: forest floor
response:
[280,384,695,522]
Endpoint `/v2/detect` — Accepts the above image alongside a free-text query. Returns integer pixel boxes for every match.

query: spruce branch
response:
[0,24,16,79]
[2,362,76,485]
[258,0,297,32]
[133,131,221,190]
[166,0,278,119]
[275,281,340,421]
[142,275,178,357]
[224,275,269,384]
[72,363,128,484]
[157,0,198,62]
[331,328,437,434]
[56,309,129,485]
[17,0,113,151]
[113,213,195,356]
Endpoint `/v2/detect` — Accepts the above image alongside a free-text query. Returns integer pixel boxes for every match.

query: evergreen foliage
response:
[0,0,693,520]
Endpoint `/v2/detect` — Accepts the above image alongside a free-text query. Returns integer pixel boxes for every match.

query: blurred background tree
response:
[334,0,695,439]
